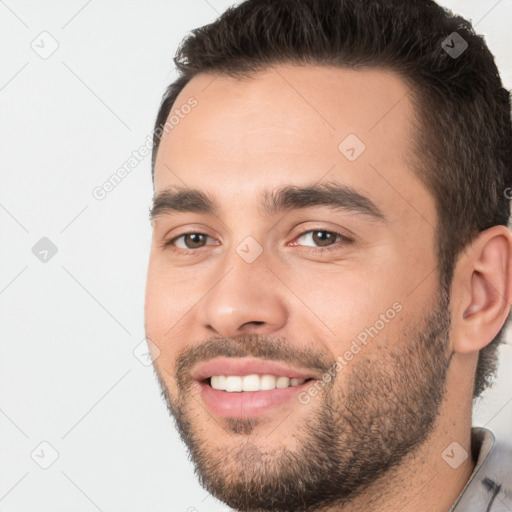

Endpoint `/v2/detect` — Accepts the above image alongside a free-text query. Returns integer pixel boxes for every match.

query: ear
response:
[450,225,512,354]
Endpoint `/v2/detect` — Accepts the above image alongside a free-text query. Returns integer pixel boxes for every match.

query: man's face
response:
[145,65,451,511]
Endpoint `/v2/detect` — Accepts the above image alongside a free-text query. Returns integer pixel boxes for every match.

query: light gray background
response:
[1,1,511,511]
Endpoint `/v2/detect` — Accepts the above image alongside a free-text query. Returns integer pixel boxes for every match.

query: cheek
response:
[145,258,199,328]
[144,259,208,367]
[288,265,388,335]
[287,256,416,356]
[144,261,169,334]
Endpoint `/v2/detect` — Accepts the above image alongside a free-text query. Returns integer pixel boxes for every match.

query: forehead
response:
[153,64,434,227]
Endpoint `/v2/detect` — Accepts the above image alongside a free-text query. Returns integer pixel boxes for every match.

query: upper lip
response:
[191,357,318,381]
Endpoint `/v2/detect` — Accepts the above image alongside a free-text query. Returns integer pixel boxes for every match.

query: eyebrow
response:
[149,182,386,222]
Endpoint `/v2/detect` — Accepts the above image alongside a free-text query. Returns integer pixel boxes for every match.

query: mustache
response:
[174,333,334,389]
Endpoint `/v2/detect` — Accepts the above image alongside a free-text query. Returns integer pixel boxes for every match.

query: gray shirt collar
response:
[449,427,512,511]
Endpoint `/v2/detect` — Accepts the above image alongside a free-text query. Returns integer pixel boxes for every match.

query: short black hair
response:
[152,0,512,398]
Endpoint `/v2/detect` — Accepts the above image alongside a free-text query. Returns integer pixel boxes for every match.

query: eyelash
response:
[161,229,352,255]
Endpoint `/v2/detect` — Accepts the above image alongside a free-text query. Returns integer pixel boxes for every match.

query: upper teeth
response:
[210,374,306,392]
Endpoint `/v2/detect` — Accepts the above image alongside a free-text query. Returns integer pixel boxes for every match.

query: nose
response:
[197,250,288,338]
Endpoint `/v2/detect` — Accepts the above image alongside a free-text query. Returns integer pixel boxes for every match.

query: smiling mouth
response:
[192,357,320,417]
[205,374,316,392]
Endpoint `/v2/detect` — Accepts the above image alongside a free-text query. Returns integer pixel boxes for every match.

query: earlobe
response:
[451,226,512,354]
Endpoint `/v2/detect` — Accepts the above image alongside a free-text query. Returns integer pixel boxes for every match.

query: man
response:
[144,0,512,510]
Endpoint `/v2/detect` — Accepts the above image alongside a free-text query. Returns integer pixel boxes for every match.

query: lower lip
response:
[198,380,313,418]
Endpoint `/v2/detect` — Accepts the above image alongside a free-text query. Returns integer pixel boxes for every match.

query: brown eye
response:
[295,230,342,248]
[171,232,210,250]
[185,233,207,248]
[311,231,337,247]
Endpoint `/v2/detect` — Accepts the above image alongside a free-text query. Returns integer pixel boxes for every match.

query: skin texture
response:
[145,65,512,511]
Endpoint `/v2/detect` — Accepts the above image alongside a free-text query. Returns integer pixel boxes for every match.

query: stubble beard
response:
[155,288,452,512]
